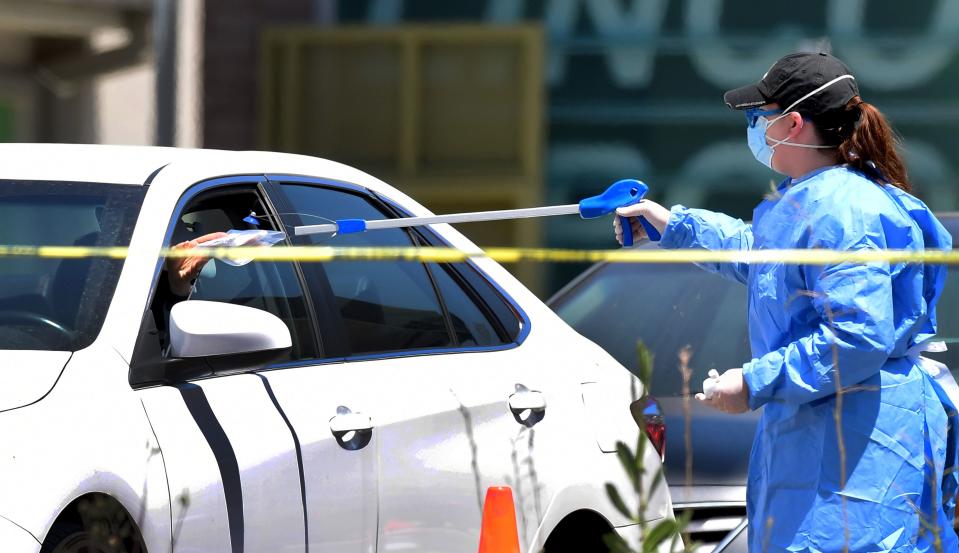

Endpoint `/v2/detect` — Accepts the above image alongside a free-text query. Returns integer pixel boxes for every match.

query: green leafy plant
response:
[603,341,694,553]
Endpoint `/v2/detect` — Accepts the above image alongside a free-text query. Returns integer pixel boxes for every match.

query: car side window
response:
[281,184,452,355]
[425,262,520,346]
[426,263,500,347]
[152,186,317,362]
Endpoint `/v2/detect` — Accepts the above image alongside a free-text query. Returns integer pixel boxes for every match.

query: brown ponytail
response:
[834,97,912,192]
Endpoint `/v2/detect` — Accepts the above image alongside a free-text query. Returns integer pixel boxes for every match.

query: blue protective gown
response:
[659,165,959,552]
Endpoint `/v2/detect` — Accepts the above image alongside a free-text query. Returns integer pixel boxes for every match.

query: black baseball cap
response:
[723,52,860,116]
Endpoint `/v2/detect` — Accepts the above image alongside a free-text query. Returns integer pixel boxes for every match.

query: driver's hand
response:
[166,232,227,296]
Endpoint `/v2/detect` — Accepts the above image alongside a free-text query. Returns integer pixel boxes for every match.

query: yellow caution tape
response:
[2,245,959,265]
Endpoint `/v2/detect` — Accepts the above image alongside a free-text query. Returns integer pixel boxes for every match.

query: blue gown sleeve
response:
[742,232,896,409]
[659,205,753,285]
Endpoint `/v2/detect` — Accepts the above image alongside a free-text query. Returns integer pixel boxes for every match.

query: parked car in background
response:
[548,212,959,553]
[0,144,674,553]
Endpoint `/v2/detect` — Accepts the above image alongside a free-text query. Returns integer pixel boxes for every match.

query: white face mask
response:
[745,74,855,170]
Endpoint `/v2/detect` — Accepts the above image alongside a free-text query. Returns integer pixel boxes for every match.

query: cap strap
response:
[781,74,855,115]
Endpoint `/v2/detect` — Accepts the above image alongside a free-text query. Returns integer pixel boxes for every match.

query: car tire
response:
[544,511,614,553]
[41,495,147,553]
[42,522,146,553]
[43,524,105,553]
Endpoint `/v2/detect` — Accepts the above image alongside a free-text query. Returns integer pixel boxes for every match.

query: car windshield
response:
[932,275,959,369]
[927,216,959,370]
[551,262,751,397]
[0,180,146,351]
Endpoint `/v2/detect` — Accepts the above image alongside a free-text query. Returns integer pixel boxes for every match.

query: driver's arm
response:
[150,232,227,349]
[165,232,227,296]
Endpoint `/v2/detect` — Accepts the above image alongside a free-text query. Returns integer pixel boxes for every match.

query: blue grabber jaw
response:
[578,179,662,246]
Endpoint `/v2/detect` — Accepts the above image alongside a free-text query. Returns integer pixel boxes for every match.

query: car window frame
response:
[268,177,471,356]
[129,175,323,388]
[375,197,527,345]
[130,172,534,387]
[368,187,530,347]
[264,174,530,364]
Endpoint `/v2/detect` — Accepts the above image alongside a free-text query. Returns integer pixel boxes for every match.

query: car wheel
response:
[43,523,145,553]
[41,495,147,553]
[40,526,146,553]
[45,525,114,553]
[544,511,614,553]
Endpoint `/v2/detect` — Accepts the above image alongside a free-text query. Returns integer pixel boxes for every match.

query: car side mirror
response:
[169,300,292,358]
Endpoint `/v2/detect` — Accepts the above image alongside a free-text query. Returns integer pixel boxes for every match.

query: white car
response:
[0,144,673,553]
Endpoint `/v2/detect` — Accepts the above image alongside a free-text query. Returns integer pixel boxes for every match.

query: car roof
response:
[0,144,221,185]
[937,212,959,238]
[0,143,393,194]
[0,143,500,282]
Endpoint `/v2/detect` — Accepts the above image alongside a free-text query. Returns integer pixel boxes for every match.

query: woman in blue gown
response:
[615,52,958,552]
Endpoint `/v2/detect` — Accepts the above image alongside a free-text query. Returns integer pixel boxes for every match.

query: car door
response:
[251,178,461,552]
[406,260,571,551]
[383,244,576,552]
[260,177,557,552]
[131,177,375,553]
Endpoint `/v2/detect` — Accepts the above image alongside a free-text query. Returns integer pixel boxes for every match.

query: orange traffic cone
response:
[478,486,521,553]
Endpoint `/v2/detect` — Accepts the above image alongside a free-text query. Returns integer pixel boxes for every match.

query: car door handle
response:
[508,391,546,412]
[508,386,546,427]
[330,412,373,433]
[329,406,374,450]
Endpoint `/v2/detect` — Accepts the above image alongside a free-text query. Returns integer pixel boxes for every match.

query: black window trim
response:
[260,178,352,357]
[256,178,325,357]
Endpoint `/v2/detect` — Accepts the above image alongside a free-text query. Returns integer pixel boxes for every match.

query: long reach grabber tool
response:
[293,179,661,246]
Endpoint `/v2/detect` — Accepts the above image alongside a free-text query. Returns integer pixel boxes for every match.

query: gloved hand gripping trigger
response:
[578,179,662,246]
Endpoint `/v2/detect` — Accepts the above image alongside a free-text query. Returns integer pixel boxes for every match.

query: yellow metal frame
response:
[259,24,546,290]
